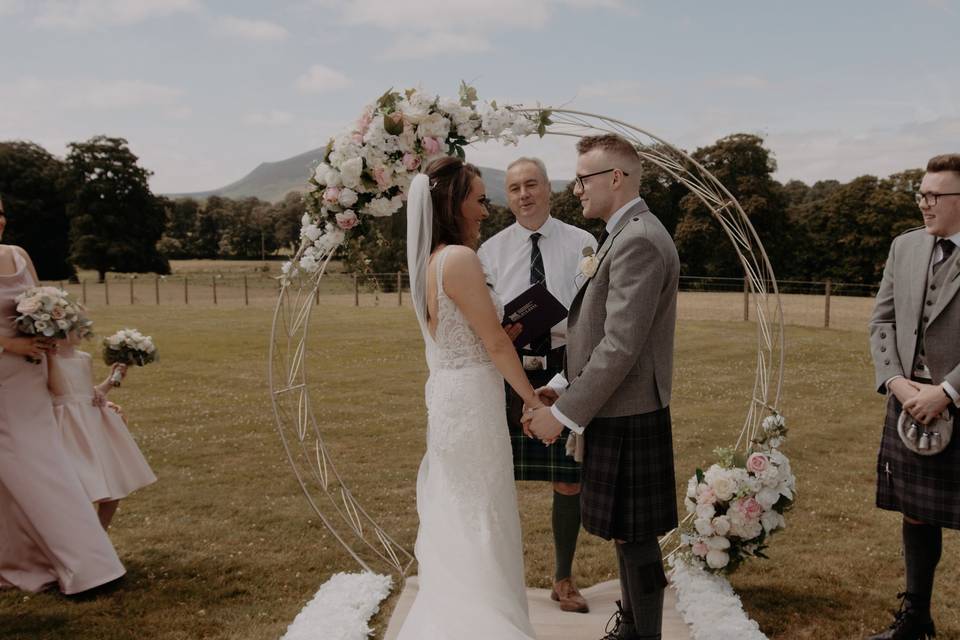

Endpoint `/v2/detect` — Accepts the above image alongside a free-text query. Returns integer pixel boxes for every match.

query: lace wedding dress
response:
[397,246,536,639]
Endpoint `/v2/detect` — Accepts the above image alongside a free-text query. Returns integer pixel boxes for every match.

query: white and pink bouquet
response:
[14,287,85,361]
[102,328,157,386]
[284,83,545,281]
[679,413,795,574]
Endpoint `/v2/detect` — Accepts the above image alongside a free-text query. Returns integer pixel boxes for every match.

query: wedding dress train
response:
[397,246,536,639]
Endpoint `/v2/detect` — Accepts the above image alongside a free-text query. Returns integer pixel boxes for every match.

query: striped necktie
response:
[528,232,550,356]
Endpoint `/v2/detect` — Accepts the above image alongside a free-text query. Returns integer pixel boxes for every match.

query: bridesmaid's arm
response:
[441,246,542,410]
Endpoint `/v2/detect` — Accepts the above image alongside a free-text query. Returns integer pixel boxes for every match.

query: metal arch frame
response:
[268,108,785,579]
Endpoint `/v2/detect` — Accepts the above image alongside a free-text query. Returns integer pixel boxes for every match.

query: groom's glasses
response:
[916,192,960,207]
[575,168,629,191]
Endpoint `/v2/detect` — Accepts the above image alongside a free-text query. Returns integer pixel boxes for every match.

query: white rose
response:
[756,487,780,510]
[694,518,715,536]
[339,157,364,190]
[685,476,699,499]
[579,255,599,278]
[705,549,730,570]
[302,224,322,241]
[712,515,731,536]
[338,188,358,208]
[761,510,785,533]
[695,503,715,521]
[709,475,737,502]
[417,113,451,140]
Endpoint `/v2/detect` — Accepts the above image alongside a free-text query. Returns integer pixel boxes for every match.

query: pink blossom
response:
[355,108,373,136]
[335,211,359,230]
[746,453,769,474]
[737,497,763,520]
[50,306,66,320]
[691,541,708,557]
[352,132,363,144]
[323,187,342,205]
[421,136,442,155]
[373,167,391,189]
[401,153,420,172]
[696,486,718,505]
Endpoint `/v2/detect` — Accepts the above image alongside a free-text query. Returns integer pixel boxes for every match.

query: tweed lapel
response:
[906,232,935,321]
[927,242,960,326]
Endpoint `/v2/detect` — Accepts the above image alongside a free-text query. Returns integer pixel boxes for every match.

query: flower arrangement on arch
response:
[678,413,795,574]
[284,83,547,280]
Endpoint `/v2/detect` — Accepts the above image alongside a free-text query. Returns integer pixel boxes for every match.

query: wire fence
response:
[42,272,879,329]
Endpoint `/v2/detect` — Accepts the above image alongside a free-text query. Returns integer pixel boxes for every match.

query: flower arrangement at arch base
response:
[282,83,548,282]
[676,413,795,574]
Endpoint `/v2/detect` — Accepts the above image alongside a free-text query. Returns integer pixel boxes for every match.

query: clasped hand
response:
[521,386,564,445]
[890,378,953,424]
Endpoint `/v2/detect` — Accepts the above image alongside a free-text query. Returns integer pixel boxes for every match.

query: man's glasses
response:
[574,168,629,191]
[915,192,960,207]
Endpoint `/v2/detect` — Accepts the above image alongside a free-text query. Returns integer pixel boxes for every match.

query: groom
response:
[526,134,679,640]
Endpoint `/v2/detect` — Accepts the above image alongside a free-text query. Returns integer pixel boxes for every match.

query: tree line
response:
[1,133,925,287]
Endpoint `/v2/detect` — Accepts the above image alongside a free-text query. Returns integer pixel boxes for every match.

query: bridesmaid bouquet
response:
[13,286,85,362]
[102,328,158,386]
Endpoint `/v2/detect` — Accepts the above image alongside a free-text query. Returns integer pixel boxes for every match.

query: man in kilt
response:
[526,134,679,640]
[868,153,960,640]
[478,157,597,613]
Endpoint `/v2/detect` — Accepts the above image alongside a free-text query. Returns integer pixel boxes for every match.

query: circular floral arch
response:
[269,85,789,579]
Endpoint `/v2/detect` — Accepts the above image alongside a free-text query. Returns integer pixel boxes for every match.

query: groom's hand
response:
[534,386,559,406]
[903,383,952,425]
[528,407,564,445]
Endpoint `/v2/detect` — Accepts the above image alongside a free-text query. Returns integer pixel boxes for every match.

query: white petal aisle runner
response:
[383,577,693,640]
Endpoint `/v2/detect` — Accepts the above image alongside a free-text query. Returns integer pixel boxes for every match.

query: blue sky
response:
[2,0,957,193]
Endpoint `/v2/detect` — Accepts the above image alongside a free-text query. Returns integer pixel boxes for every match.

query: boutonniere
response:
[578,246,599,279]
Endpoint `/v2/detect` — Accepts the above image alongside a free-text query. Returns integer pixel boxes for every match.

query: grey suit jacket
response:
[556,200,680,427]
[869,228,960,393]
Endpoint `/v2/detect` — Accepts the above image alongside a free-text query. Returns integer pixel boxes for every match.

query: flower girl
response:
[48,332,156,529]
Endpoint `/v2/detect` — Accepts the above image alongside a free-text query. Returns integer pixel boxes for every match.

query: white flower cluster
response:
[283,84,540,281]
[680,413,795,573]
[102,328,157,367]
[14,286,83,339]
[670,559,768,640]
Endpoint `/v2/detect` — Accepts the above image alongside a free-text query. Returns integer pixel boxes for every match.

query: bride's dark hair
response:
[425,156,481,251]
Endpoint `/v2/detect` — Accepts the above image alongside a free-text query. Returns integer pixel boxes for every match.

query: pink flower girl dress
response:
[48,346,156,510]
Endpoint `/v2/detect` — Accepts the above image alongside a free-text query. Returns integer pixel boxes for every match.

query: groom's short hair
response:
[927,154,960,176]
[577,134,641,175]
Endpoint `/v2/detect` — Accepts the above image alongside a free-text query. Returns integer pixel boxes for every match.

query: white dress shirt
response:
[478,215,597,350]
[884,230,960,405]
[547,197,646,433]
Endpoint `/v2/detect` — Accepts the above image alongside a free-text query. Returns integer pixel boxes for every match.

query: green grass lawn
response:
[0,303,957,639]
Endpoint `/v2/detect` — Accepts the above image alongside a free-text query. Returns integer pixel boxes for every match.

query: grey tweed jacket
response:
[556,200,680,427]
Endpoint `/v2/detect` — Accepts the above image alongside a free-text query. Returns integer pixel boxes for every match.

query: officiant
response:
[478,157,597,613]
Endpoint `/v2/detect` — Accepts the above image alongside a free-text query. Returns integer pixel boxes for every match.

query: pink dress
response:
[0,250,125,594]
[49,349,156,502]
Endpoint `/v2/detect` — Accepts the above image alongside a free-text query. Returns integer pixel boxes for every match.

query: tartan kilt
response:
[505,369,581,483]
[580,408,678,541]
[877,395,960,530]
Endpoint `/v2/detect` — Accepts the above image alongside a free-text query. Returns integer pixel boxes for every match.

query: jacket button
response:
[924,316,929,323]
[884,359,891,365]
[931,284,937,290]
[881,346,887,352]
[880,332,887,338]
[926,300,933,306]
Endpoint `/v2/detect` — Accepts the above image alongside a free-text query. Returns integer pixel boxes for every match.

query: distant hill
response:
[166,149,569,206]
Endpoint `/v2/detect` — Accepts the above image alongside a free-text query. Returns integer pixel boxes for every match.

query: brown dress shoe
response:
[551,577,590,613]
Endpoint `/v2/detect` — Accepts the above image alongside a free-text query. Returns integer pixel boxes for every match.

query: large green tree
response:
[0,141,75,279]
[66,136,169,282]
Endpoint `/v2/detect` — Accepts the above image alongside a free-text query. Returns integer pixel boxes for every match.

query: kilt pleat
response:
[581,408,678,541]
[876,395,960,530]
[505,371,581,483]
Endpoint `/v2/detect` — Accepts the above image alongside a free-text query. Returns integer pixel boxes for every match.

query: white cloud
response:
[33,0,199,30]
[243,110,295,127]
[339,0,551,31]
[0,0,25,16]
[578,80,655,105]
[66,80,183,110]
[296,65,351,94]
[382,31,491,59]
[213,16,288,41]
[705,74,769,90]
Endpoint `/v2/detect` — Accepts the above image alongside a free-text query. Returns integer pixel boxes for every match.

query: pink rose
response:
[737,497,763,520]
[335,211,359,230]
[746,453,769,474]
[696,486,717,505]
[421,136,442,155]
[17,299,41,315]
[691,541,708,557]
[373,166,391,189]
[50,307,65,320]
[401,153,420,172]
[323,187,342,205]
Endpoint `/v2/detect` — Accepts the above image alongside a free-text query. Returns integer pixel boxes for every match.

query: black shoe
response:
[600,600,639,640]
[866,593,936,640]
[65,575,125,601]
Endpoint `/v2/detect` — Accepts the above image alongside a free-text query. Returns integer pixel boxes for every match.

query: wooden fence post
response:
[212,276,217,305]
[354,274,359,307]
[824,278,832,328]
[104,277,110,306]
[81,279,87,305]
[397,271,402,307]
[155,276,160,305]
[129,278,134,305]
[243,275,249,306]
[184,276,189,304]
[742,276,749,321]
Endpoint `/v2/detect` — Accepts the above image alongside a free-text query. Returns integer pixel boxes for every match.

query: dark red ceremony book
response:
[500,282,568,349]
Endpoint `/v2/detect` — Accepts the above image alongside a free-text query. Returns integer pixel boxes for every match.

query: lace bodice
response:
[429,246,503,371]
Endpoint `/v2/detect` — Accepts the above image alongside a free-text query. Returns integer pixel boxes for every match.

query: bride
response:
[398,157,541,639]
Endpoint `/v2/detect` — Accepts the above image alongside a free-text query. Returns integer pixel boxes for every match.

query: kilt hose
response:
[581,407,678,541]
[505,368,582,484]
[877,394,960,530]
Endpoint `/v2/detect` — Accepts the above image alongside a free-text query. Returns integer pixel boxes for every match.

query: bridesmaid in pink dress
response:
[0,196,125,594]
[49,336,157,530]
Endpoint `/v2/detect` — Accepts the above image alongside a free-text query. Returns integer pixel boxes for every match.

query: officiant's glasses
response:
[575,168,629,191]
[916,192,960,207]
